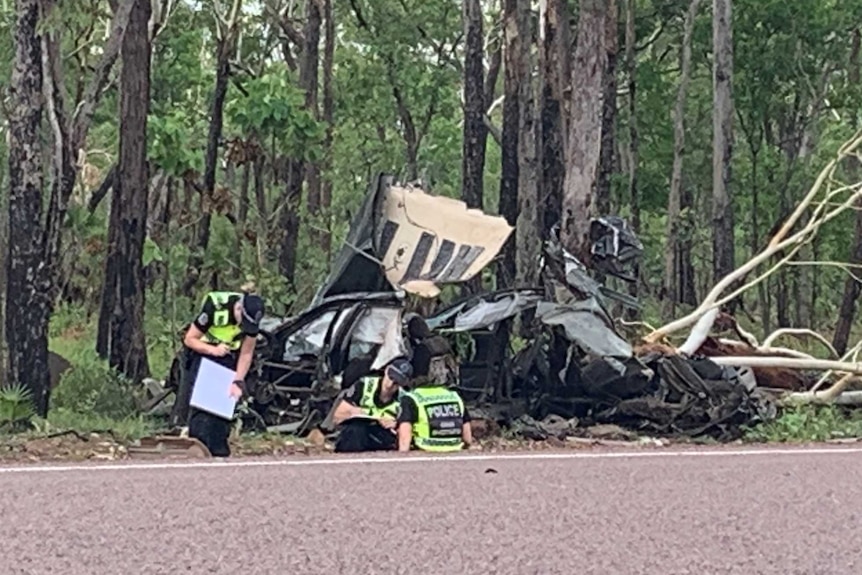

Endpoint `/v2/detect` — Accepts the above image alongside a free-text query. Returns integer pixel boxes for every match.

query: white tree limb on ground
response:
[641,131,862,404]
[645,131,862,345]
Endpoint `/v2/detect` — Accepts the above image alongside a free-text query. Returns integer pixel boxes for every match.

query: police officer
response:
[330,357,413,453]
[396,376,472,452]
[176,289,266,457]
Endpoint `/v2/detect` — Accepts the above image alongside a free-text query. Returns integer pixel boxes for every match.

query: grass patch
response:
[49,302,181,381]
[743,404,862,443]
[34,409,159,441]
[45,311,174,440]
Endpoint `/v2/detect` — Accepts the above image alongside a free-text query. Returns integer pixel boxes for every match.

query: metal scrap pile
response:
[429,218,777,441]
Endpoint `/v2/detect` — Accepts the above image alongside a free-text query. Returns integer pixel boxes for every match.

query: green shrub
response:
[0,383,37,428]
[51,350,140,419]
[743,404,862,443]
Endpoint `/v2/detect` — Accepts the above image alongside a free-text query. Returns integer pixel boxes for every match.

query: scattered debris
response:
[127,436,211,459]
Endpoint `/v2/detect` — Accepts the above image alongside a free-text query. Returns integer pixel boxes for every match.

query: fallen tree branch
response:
[678,308,719,355]
[618,318,658,332]
[811,340,862,392]
[784,260,862,284]
[708,355,862,373]
[645,130,862,344]
[782,374,859,405]
[769,133,862,247]
[762,328,838,359]
[714,338,817,360]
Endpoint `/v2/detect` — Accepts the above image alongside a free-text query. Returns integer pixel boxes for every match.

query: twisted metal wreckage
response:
[159,174,780,443]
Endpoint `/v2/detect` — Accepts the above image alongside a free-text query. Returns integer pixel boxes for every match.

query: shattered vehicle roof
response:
[312,174,514,304]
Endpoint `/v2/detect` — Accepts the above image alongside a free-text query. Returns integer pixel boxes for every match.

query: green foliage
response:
[51,350,139,420]
[148,110,206,176]
[227,70,325,161]
[450,332,477,362]
[744,405,862,443]
[0,384,36,427]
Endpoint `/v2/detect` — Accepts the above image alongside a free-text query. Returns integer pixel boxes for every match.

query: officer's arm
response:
[331,385,368,425]
[462,406,474,446]
[396,396,416,452]
[183,297,220,355]
[397,422,412,451]
[234,335,256,381]
[462,420,473,446]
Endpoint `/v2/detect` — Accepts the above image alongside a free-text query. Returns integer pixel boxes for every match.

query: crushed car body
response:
[160,172,778,442]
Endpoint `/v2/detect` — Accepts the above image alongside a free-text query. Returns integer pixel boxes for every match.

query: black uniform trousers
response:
[334,419,397,453]
[182,349,237,457]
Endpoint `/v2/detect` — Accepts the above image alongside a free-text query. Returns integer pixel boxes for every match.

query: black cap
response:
[240,294,265,335]
[385,357,413,386]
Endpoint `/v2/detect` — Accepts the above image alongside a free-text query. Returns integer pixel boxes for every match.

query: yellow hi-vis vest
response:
[358,376,400,419]
[408,386,465,452]
[200,291,244,351]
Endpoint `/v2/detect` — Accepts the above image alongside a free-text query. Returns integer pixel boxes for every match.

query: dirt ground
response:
[0,426,681,464]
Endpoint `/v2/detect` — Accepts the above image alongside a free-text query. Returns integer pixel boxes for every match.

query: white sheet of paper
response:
[190,358,238,420]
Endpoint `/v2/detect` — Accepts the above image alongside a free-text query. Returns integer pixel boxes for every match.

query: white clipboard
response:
[189,358,238,420]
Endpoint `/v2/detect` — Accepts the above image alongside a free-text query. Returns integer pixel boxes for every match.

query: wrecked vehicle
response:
[159,172,777,443]
[164,173,514,433]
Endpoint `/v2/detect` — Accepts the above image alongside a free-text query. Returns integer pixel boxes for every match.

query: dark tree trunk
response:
[0,149,7,380]
[538,0,570,237]
[278,160,304,282]
[97,193,120,359]
[711,0,735,285]
[596,0,618,215]
[624,0,640,318]
[320,0,335,257]
[105,0,151,382]
[254,156,267,223]
[516,0,540,289]
[776,272,790,327]
[497,0,522,289]
[679,183,698,306]
[238,161,250,226]
[461,0,488,295]
[6,0,50,415]
[304,0,322,230]
[833,28,862,356]
[662,0,700,319]
[561,0,608,262]
[834,197,862,354]
[278,0,321,285]
[461,0,487,212]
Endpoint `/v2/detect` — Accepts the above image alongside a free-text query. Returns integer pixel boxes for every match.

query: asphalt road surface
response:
[2,446,862,574]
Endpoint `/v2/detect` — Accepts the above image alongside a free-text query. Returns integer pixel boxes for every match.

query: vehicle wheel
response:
[254,381,277,405]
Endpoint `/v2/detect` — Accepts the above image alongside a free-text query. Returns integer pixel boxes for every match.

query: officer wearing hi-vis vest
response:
[330,357,413,453]
[397,376,473,452]
[178,289,265,457]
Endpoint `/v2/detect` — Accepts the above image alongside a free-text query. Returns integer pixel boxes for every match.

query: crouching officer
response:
[397,376,473,452]
[330,357,413,452]
[176,290,265,457]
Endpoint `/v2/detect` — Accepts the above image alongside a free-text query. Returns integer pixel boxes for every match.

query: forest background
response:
[3,0,862,440]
